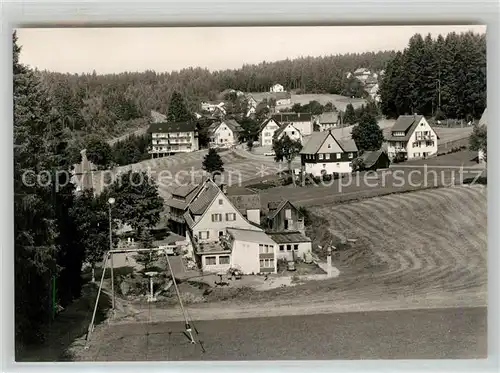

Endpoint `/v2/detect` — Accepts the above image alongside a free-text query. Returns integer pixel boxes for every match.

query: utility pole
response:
[108,197,116,312]
[165,253,196,344]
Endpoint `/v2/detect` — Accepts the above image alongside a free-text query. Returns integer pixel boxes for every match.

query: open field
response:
[277,93,367,112]
[80,307,486,361]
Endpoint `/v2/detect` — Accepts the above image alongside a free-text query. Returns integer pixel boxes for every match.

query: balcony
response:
[415,134,434,141]
[193,235,232,255]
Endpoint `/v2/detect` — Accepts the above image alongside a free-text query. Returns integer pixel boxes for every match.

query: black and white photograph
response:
[13,25,487,362]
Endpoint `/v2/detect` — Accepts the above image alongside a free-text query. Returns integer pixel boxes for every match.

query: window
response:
[219,231,224,237]
[285,209,292,219]
[414,152,421,157]
[426,141,434,147]
[348,153,354,159]
[265,132,271,137]
[291,131,295,135]
[287,245,292,251]
[319,154,324,160]
[279,245,285,251]
[325,154,330,160]
[219,256,230,265]
[336,153,341,159]
[259,258,274,268]
[219,199,223,205]
[211,213,222,222]
[328,143,331,148]
[199,231,209,240]
[323,164,326,168]
[260,244,272,254]
[205,256,216,265]
[284,220,289,230]
[294,245,299,251]
[336,163,340,166]
[226,213,236,221]
[413,142,418,148]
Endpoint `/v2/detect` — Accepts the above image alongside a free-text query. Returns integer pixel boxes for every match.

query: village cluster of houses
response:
[148,94,446,174]
[163,178,312,274]
[346,67,384,102]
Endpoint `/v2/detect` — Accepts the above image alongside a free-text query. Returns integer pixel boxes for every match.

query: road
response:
[82,307,486,361]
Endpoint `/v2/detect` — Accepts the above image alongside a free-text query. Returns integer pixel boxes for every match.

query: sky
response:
[16,25,486,74]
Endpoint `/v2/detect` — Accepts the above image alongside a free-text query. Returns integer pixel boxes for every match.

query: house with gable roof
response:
[258,117,281,146]
[300,130,359,176]
[208,119,243,148]
[182,179,276,274]
[273,122,303,144]
[385,115,439,161]
[264,200,312,263]
[272,112,313,136]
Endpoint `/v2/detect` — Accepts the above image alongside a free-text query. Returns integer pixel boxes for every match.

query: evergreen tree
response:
[351,112,384,152]
[380,31,486,119]
[202,148,225,179]
[85,136,112,169]
[13,31,84,349]
[343,103,357,125]
[166,90,193,122]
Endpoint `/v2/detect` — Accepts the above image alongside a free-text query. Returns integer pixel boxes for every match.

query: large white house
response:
[258,118,281,146]
[148,121,199,158]
[274,122,303,144]
[300,130,359,176]
[182,180,267,273]
[272,112,313,136]
[270,83,285,93]
[385,115,439,161]
[208,119,242,147]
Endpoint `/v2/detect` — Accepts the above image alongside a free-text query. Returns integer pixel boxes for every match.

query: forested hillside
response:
[38,51,395,139]
[379,31,486,120]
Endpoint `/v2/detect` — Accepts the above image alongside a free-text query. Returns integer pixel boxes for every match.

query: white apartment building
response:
[148,121,199,157]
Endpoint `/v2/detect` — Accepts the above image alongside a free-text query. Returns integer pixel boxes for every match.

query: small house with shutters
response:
[300,129,358,176]
[265,200,312,262]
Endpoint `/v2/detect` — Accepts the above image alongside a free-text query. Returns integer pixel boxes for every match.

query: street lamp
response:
[108,197,115,312]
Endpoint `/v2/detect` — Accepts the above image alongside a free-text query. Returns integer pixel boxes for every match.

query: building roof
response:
[153,232,186,247]
[171,183,200,198]
[267,199,290,219]
[164,198,188,210]
[150,110,167,123]
[259,117,280,132]
[315,111,339,124]
[273,122,300,139]
[227,228,274,244]
[188,181,220,215]
[359,150,387,168]
[272,112,312,123]
[267,201,283,211]
[479,108,487,127]
[267,231,312,244]
[385,115,425,142]
[147,121,197,133]
[228,194,261,215]
[222,119,243,133]
[183,211,195,228]
[300,131,358,154]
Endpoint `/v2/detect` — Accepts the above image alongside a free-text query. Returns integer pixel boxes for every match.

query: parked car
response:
[287,261,296,271]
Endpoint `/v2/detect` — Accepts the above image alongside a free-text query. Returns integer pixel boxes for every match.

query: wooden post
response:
[87,253,110,341]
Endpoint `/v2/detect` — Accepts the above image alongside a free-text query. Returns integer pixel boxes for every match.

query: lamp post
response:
[108,197,116,312]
